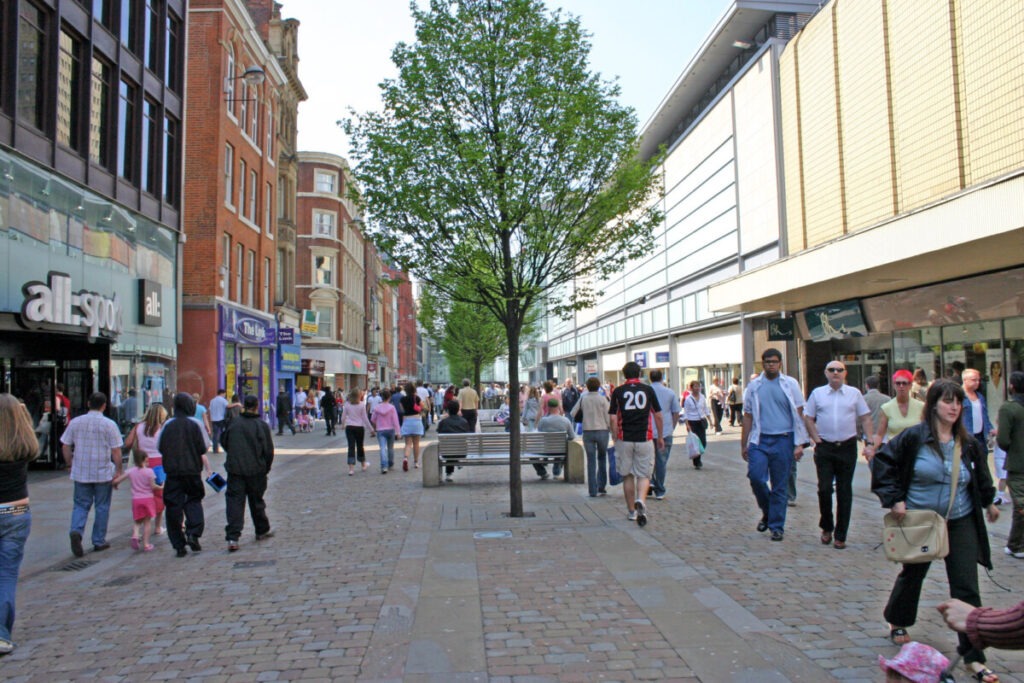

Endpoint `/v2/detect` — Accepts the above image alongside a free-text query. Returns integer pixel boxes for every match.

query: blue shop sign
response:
[278,343,302,373]
[219,305,276,347]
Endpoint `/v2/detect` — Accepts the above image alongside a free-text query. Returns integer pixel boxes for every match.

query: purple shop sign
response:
[278,327,295,344]
[220,305,276,347]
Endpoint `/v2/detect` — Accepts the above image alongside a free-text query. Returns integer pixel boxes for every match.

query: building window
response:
[17,2,48,131]
[164,10,181,92]
[225,44,235,119]
[238,159,247,215]
[314,170,336,194]
[117,78,137,181]
[246,250,255,307]
[93,0,114,29]
[264,182,272,235]
[224,144,234,207]
[277,181,285,219]
[313,255,334,286]
[89,57,113,167]
[57,28,84,152]
[143,0,159,73]
[235,243,243,301]
[275,248,285,305]
[120,0,139,55]
[162,114,178,204]
[263,257,270,311]
[316,306,333,338]
[222,235,231,299]
[249,170,257,221]
[313,210,336,238]
[140,97,159,194]
[238,79,247,132]
[265,104,273,157]
[249,90,259,141]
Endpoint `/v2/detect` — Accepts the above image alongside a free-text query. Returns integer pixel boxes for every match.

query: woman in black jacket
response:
[871,379,1000,682]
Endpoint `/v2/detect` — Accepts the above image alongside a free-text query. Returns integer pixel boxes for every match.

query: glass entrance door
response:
[9,364,59,466]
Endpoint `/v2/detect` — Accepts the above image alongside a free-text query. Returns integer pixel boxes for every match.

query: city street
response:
[5,423,1024,682]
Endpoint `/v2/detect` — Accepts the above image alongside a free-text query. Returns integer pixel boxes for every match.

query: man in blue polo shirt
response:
[742,348,808,541]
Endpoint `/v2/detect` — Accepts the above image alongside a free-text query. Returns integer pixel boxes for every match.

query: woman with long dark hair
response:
[871,379,999,682]
[0,394,41,655]
[399,383,424,469]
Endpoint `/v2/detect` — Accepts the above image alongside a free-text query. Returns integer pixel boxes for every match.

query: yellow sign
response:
[300,310,319,335]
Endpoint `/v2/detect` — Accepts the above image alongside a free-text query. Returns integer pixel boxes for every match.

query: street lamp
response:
[225,66,266,102]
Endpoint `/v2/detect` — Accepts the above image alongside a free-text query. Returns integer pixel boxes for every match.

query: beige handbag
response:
[882,440,961,564]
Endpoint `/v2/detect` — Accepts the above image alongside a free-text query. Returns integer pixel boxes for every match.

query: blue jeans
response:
[377,430,396,470]
[651,436,673,497]
[71,481,113,546]
[746,433,794,533]
[787,458,798,503]
[0,511,31,643]
[583,430,609,496]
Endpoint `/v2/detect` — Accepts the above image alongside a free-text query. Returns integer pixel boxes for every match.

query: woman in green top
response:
[873,370,926,453]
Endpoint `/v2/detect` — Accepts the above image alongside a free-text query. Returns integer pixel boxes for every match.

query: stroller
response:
[296,409,313,433]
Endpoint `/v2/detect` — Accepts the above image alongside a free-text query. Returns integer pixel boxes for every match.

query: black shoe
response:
[70,531,84,558]
[756,517,768,533]
[93,543,111,552]
[770,530,784,541]
[256,530,275,541]
[175,547,188,558]
[277,431,283,436]
[185,534,202,552]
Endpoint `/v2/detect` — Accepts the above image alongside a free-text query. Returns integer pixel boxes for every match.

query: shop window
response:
[143,0,159,73]
[117,78,137,181]
[57,28,85,152]
[140,97,159,195]
[17,2,48,131]
[164,10,181,92]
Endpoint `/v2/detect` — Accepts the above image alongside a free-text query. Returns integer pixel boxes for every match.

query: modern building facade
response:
[709,0,1024,408]
[0,0,186,460]
[545,1,820,391]
[178,0,289,414]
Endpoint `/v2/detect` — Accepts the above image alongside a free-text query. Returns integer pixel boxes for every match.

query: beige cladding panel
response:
[795,9,844,248]
[887,1,962,210]
[779,45,804,252]
[835,0,895,230]
[734,51,781,254]
[957,1,1024,183]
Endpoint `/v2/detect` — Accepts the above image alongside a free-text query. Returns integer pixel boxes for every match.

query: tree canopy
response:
[345,0,663,514]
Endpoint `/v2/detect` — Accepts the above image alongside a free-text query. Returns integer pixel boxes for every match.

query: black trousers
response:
[883,514,987,665]
[164,475,205,551]
[324,413,336,435]
[711,402,724,432]
[728,403,742,426]
[346,426,365,464]
[813,437,858,541]
[224,472,270,541]
[462,409,478,432]
[687,420,707,467]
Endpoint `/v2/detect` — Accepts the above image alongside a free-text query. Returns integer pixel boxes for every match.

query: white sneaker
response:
[628,511,637,521]
[1005,546,1024,559]
[634,499,648,527]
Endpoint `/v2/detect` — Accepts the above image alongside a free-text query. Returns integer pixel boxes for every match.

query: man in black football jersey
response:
[609,362,664,527]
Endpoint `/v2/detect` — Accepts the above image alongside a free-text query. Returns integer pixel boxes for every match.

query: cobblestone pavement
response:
[4,423,1024,681]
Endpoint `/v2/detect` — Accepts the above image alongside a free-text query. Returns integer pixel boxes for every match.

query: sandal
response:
[889,626,910,645]
[968,664,999,682]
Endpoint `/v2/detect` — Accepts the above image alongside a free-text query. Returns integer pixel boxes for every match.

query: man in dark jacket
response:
[275,387,296,436]
[437,400,471,482]
[157,393,211,558]
[320,387,337,436]
[220,395,275,551]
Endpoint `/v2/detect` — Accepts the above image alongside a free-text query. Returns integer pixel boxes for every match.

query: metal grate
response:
[233,560,276,569]
[102,575,139,587]
[52,559,99,572]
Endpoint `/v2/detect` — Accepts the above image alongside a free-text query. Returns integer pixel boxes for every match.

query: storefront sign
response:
[633,352,647,368]
[367,361,378,373]
[300,310,319,335]
[278,344,302,373]
[219,304,276,347]
[584,360,598,375]
[138,279,162,326]
[236,317,274,345]
[655,352,670,364]
[20,271,123,340]
[565,360,577,366]
[278,327,295,344]
[301,359,326,376]
[767,318,795,341]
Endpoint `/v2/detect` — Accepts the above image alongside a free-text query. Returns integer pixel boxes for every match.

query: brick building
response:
[178,0,291,413]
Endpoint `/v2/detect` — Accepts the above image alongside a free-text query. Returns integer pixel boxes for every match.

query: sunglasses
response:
[826,368,846,373]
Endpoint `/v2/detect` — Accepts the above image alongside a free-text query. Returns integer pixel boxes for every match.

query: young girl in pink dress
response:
[113,451,163,551]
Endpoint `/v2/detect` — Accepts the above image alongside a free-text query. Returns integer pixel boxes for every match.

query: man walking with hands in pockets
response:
[609,362,664,527]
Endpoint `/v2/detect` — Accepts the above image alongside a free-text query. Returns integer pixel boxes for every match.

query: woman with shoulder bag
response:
[870,379,1000,683]
[683,381,710,470]
[122,403,169,535]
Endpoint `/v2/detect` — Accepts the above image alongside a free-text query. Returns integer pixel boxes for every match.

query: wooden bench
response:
[422,432,585,487]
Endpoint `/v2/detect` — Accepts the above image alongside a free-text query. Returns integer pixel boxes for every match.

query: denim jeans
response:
[746,433,794,533]
[651,436,674,497]
[787,458,798,503]
[377,429,396,470]
[0,510,31,643]
[582,430,609,496]
[71,481,113,546]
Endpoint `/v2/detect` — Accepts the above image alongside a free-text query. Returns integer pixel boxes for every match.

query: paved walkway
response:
[5,423,1024,682]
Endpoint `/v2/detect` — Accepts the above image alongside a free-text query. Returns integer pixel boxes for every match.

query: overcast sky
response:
[280,0,733,156]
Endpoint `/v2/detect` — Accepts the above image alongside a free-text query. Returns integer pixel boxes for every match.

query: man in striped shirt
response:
[61,392,123,557]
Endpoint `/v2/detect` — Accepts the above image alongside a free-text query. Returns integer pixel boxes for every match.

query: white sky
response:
[281,0,733,156]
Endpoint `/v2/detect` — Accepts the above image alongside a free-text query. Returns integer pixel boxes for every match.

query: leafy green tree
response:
[419,285,506,391]
[345,0,663,515]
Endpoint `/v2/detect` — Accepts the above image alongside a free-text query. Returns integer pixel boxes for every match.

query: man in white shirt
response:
[803,361,875,549]
[294,387,307,423]
[209,389,229,451]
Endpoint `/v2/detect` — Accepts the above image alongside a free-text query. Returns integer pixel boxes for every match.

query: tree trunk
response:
[506,321,523,517]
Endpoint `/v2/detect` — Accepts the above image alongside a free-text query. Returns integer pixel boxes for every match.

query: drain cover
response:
[103,575,139,587]
[233,560,276,569]
[52,559,99,572]
[474,531,512,539]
